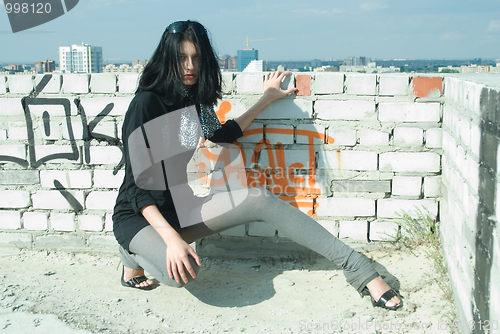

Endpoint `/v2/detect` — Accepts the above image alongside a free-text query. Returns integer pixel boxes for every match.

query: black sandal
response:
[362,287,403,311]
[120,267,154,290]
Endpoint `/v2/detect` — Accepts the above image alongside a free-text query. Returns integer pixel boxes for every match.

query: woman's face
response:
[179,40,199,86]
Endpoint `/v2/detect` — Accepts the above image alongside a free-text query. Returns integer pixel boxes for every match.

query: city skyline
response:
[1,0,500,63]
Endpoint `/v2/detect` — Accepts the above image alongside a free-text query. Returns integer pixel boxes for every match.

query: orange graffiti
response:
[196,101,336,217]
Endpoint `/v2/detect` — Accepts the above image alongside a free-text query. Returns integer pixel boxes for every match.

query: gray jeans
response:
[119,187,379,292]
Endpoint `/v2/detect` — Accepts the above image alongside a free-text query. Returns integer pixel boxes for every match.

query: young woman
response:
[112,20,402,310]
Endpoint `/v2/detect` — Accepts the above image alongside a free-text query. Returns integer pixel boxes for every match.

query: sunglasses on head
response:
[167,20,206,36]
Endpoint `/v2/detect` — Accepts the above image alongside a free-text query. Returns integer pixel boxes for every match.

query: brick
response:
[104,213,113,231]
[318,151,378,171]
[316,197,375,217]
[236,73,263,94]
[359,129,389,146]
[90,74,117,93]
[296,124,326,144]
[392,176,422,197]
[345,74,377,95]
[379,152,440,172]
[317,220,338,237]
[378,75,410,96]
[412,77,442,98]
[238,122,263,143]
[221,72,234,94]
[0,75,6,94]
[379,103,441,122]
[0,211,21,229]
[62,118,84,140]
[316,100,376,121]
[332,180,390,193]
[78,215,103,231]
[265,124,294,144]
[0,190,30,208]
[93,170,125,188]
[79,96,133,117]
[425,128,442,148]
[377,199,438,218]
[8,121,28,140]
[326,127,357,146]
[35,74,62,93]
[312,73,344,94]
[0,232,32,249]
[393,127,423,146]
[7,75,34,94]
[32,145,81,164]
[0,98,24,116]
[88,235,118,251]
[118,73,140,93]
[424,176,441,197]
[0,170,39,185]
[339,220,368,240]
[257,98,312,120]
[296,75,311,96]
[62,74,89,94]
[26,99,78,117]
[87,146,123,165]
[32,190,84,210]
[248,222,275,237]
[219,225,246,237]
[92,121,116,139]
[85,191,118,210]
[0,129,6,140]
[23,212,48,230]
[35,234,86,250]
[0,145,26,160]
[37,118,61,140]
[50,213,75,231]
[369,220,399,241]
[469,122,481,159]
[40,170,92,189]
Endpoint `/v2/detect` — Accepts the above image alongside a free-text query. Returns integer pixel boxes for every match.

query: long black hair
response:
[137,20,222,106]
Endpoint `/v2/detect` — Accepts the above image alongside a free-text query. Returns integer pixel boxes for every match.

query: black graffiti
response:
[0,74,125,172]
[53,179,83,213]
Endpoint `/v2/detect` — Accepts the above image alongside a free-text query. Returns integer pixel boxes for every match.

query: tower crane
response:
[244,35,276,49]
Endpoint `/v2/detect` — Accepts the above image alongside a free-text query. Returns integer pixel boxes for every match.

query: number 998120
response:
[5,2,52,14]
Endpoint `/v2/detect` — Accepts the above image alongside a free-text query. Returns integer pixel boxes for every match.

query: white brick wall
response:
[8,75,34,94]
[339,220,368,240]
[85,191,118,210]
[90,74,117,93]
[35,74,61,93]
[79,215,103,231]
[425,128,443,148]
[93,170,124,188]
[118,73,140,93]
[8,121,28,140]
[393,127,423,146]
[318,150,378,171]
[0,145,26,160]
[296,124,326,144]
[0,211,21,229]
[316,100,376,121]
[378,75,409,96]
[238,122,263,143]
[345,74,376,95]
[327,127,357,146]
[0,98,24,116]
[236,74,263,94]
[369,220,399,240]
[316,197,375,217]
[0,190,30,208]
[312,73,344,94]
[377,199,438,219]
[380,152,440,172]
[392,176,422,197]
[50,213,75,232]
[87,146,123,165]
[40,170,92,189]
[79,96,133,117]
[32,190,84,210]
[265,124,294,144]
[379,103,440,122]
[359,129,389,146]
[0,76,6,94]
[23,212,48,230]
[62,74,89,94]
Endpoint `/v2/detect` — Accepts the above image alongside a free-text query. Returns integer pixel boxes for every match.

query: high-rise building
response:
[34,60,55,73]
[59,44,103,73]
[237,49,258,72]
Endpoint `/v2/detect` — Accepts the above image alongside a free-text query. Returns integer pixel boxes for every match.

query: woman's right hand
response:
[165,234,202,284]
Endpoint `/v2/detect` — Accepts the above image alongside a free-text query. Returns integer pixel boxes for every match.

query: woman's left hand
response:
[262,71,298,103]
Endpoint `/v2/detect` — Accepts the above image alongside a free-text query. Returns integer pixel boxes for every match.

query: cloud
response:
[487,20,500,32]
[359,1,388,12]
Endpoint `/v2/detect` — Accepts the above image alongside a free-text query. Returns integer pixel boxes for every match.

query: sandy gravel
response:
[0,242,457,334]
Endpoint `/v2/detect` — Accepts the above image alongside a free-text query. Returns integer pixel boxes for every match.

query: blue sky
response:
[1,0,500,63]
